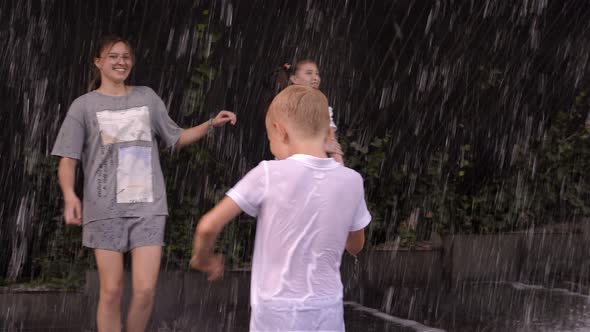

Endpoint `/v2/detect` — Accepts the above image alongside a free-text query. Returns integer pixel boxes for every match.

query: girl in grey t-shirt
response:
[52,34,236,332]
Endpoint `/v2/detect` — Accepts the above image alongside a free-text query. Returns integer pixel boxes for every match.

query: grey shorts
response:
[82,216,166,252]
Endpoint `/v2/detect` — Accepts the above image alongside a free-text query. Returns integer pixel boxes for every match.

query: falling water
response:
[2,0,590,331]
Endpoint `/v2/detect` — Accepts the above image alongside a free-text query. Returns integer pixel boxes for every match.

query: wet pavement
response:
[0,292,412,332]
[2,274,590,332]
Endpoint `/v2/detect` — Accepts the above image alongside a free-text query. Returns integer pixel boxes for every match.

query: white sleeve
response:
[226,161,268,217]
[328,106,337,131]
[350,179,371,231]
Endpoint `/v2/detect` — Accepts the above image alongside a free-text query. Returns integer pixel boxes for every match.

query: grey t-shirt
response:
[51,86,183,223]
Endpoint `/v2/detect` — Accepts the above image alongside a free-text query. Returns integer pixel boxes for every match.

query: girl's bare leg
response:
[95,249,124,332]
[126,245,162,332]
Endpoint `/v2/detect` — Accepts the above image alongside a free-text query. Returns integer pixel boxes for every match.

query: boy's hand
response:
[212,111,237,127]
[190,254,225,281]
[190,197,241,281]
[64,193,82,225]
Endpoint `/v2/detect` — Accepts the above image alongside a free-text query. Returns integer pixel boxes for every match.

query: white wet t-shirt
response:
[227,154,371,331]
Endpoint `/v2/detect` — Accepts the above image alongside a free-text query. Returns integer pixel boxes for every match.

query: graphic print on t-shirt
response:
[117,146,153,203]
[96,106,154,203]
[96,107,151,145]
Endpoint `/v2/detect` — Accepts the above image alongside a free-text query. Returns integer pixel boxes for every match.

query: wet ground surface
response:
[0,292,411,332]
[2,277,590,332]
[354,281,590,332]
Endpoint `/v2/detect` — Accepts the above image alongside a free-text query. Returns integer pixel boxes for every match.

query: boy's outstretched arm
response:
[346,229,365,256]
[190,196,242,281]
[176,110,237,149]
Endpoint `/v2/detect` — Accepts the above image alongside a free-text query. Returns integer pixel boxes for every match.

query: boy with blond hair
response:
[190,85,371,331]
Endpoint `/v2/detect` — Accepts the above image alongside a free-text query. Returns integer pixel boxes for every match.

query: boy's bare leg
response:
[127,246,162,332]
[95,249,124,332]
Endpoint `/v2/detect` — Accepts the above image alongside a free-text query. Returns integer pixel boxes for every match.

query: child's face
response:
[94,41,134,85]
[290,63,320,89]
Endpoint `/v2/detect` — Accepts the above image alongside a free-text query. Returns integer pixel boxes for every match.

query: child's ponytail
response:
[268,59,319,96]
[269,63,292,96]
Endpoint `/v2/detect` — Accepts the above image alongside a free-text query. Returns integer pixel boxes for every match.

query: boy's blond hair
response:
[268,85,330,137]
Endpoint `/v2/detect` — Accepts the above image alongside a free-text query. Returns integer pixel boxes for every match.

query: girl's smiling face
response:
[94,41,134,85]
[290,62,320,89]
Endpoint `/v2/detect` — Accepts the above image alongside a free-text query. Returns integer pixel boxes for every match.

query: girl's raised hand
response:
[212,110,237,127]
